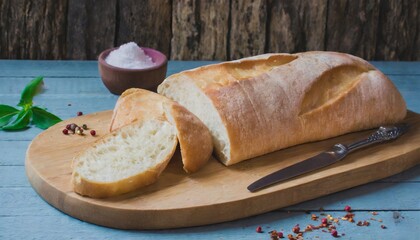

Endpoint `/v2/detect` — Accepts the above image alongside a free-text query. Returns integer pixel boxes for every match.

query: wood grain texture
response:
[229,0,267,59]
[0,1,419,60]
[268,0,327,53]
[66,0,117,60]
[117,0,171,57]
[0,0,67,59]
[171,0,229,60]
[375,0,419,60]
[326,0,380,59]
[25,110,420,229]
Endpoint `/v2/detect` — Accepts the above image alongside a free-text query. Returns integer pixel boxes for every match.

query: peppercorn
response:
[77,111,83,116]
[75,127,83,135]
[277,231,284,238]
[344,205,351,212]
[270,230,279,240]
[292,225,300,233]
[70,123,77,132]
[66,124,71,130]
[331,230,338,237]
[82,124,88,130]
[256,226,263,233]
[321,218,328,224]
[62,129,69,135]
[90,130,96,136]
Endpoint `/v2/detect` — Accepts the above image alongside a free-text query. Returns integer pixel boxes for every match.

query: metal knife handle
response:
[345,123,409,153]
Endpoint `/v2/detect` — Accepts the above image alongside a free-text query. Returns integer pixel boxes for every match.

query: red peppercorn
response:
[321,218,328,224]
[256,226,263,233]
[77,111,83,116]
[277,231,284,238]
[69,123,77,132]
[90,130,96,136]
[292,225,300,233]
[62,129,69,135]
[66,124,71,130]
[331,230,338,237]
[344,205,351,212]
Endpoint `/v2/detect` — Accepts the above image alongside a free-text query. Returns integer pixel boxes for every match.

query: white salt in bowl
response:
[98,47,168,95]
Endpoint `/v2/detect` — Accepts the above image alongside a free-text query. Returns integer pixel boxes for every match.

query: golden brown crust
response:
[159,51,407,165]
[110,88,213,172]
[72,162,170,198]
[165,103,213,173]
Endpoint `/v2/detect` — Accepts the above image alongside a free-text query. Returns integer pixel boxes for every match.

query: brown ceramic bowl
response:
[98,47,168,95]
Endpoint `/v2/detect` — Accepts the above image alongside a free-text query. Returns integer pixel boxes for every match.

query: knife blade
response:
[247,123,409,192]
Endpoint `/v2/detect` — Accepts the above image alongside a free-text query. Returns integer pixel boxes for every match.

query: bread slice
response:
[158,51,407,165]
[110,88,213,173]
[72,119,177,198]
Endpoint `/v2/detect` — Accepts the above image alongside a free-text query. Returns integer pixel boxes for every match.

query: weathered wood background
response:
[0,0,419,61]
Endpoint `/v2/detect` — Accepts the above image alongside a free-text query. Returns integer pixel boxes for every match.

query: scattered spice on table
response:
[62,122,97,137]
[344,205,352,212]
[255,205,389,239]
[331,230,338,237]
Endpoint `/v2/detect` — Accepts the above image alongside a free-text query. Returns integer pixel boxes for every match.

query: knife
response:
[247,123,409,192]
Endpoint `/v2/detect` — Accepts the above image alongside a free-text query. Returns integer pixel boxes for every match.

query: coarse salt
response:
[105,42,155,69]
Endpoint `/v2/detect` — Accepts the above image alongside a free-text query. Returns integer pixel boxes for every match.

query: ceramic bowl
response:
[98,47,168,95]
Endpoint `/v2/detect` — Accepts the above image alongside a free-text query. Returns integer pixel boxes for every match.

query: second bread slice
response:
[72,119,178,198]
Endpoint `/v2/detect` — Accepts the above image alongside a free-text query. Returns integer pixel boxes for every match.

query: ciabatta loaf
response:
[110,88,213,173]
[158,51,407,166]
[72,119,177,198]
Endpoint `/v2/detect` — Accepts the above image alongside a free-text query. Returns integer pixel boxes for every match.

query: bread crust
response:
[159,51,407,165]
[71,120,178,198]
[110,88,213,173]
[165,103,213,173]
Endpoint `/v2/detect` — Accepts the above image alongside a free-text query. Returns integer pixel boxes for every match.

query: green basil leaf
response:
[0,104,19,117]
[31,106,62,129]
[2,109,33,131]
[0,111,19,127]
[17,76,44,108]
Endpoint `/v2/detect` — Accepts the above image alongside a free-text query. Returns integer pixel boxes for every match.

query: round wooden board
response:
[25,111,420,229]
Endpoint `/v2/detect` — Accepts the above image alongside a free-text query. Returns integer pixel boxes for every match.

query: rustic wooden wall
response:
[0,0,418,60]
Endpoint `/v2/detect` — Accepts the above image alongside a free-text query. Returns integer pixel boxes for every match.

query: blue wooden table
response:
[1,60,419,239]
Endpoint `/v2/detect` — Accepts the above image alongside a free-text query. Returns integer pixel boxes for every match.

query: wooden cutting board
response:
[25,110,420,229]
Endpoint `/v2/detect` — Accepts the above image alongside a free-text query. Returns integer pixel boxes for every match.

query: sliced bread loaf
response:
[72,119,177,198]
[158,51,406,165]
[110,88,213,173]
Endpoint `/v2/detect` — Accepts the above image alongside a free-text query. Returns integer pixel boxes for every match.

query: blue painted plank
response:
[0,141,30,166]
[0,209,418,240]
[0,167,29,187]
[1,60,419,78]
[371,61,420,75]
[0,77,110,95]
[0,60,217,78]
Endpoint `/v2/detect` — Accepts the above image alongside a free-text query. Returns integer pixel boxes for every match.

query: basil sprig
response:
[0,77,62,131]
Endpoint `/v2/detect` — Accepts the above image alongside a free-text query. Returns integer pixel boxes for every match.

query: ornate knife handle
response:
[339,123,409,153]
